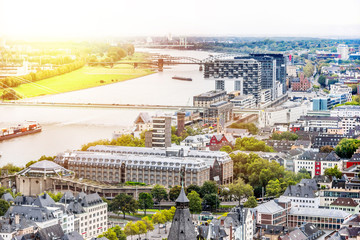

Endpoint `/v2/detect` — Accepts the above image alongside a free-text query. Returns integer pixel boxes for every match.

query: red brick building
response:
[291,73,311,92]
[208,134,234,151]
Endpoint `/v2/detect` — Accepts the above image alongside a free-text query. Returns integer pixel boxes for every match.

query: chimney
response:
[15,214,20,225]
[230,224,232,240]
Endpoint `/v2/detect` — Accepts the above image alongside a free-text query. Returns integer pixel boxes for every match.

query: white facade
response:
[260,89,272,104]
[330,83,352,102]
[294,159,315,176]
[231,95,256,109]
[259,101,310,127]
[276,81,283,98]
[331,106,360,117]
[279,195,320,209]
[47,206,75,234]
[75,201,107,239]
[337,44,349,60]
[234,209,254,240]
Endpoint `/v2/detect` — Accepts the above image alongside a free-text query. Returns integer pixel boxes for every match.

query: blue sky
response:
[0,0,359,39]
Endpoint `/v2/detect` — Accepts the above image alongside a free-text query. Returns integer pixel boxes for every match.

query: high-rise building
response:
[204,59,261,105]
[250,53,287,95]
[236,55,277,100]
[337,44,349,60]
[145,116,171,148]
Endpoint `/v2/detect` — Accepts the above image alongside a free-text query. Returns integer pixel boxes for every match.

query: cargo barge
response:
[0,121,42,141]
[172,76,192,81]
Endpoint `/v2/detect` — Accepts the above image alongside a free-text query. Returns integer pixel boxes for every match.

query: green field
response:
[5,54,154,98]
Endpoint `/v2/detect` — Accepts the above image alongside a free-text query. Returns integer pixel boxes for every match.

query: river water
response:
[0,49,219,167]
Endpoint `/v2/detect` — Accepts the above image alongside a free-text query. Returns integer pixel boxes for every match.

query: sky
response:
[0,0,360,40]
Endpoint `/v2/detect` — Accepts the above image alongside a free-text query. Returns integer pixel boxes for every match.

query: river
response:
[0,49,220,167]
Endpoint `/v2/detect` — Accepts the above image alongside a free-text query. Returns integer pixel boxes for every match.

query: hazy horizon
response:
[1,0,360,40]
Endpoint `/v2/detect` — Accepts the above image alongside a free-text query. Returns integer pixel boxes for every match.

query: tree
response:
[244,196,258,208]
[98,228,117,240]
[233,137,274,152]
[266,179,282,197]
[0,163,23,175]
[141,216,154,239]
[110,193,138,219]
[324,165,342,179]
[0,199,10,216]
[320,145,334,153]
[169,185,182,202]
[303,62,314,78]
[112,225,127,240]
[335,138,360,158]
[135,220,147,239]
[187,191,202,213]
[162,209,173,234]
[271,131,298,141]
[186,184,201,195]
[200,181,218,198]
[203,193,220,211]
[152,211,166,234]
[81,134,144,151]
[318,75,326,87]
[228,178,253,206]
[47,192,63,202]
[220,145,233,153]
[228,122,259,135]
[138,192,153,215]
[124,221,139,240]
[151,184,168,207]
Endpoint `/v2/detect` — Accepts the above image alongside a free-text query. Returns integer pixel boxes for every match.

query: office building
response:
[204,59,262,104]
[203,101,233,128]
[330,83,352,102]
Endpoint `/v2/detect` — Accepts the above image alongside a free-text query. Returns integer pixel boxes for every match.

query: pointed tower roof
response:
[176,187,189,203]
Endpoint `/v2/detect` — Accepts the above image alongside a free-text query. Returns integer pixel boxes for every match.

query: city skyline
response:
[0,0,360,40]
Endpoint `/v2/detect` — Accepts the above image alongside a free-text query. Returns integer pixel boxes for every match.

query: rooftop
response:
[330,197,358,207]
[289,207,351,219]
[255,200,284,214]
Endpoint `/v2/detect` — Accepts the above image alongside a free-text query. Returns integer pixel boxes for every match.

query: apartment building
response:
[145,116,171,148]
[294,151,342,177]
[331,105,360,118]
[59,192,107,239]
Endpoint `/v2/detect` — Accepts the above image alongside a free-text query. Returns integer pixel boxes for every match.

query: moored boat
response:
[0,121,42,141]
[172,76,192,81]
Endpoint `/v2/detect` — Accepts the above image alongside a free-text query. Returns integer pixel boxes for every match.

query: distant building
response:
[279,180,320,209]
[176,111,186,136]
[133,112,152,132]
[193,90,228,107]
[204,59,262,104]
[230,95,256,109]
[287,65,297,77]
[261,89,272,104]
[291,73,311,92]
[337,44,349,60]
[203,101,233,128]
[56,145,234,185]
[288,207,351,230]
[330,83,352,102]
[145,116,171,148]
[329,197,359,214]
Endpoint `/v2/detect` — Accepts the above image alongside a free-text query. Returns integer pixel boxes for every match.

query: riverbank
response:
[3,53,155,99]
